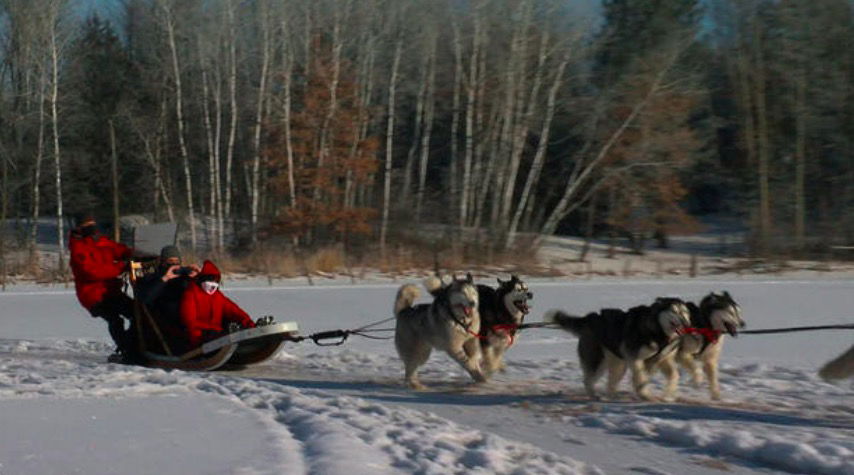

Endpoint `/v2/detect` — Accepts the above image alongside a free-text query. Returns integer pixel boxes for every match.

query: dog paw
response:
[406,381,427,391]
[637,390,654,401]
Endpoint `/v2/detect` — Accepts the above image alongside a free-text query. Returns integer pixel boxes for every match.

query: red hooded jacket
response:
[180,260,255,348]
[68,232,133,311]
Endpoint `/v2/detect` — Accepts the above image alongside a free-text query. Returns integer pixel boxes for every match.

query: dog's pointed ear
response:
[496,277,504,285]
[723,290,731,299]
[466,272,473,283]
[511,274,519,283]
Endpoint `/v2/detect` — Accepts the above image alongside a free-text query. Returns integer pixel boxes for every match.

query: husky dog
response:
[545,298,691,401]
[394,273,485,389]
[819,344,854,381]
[657,291,745,401]
[427,275,533,376]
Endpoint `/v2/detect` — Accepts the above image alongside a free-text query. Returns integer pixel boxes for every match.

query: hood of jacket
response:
[198,260,221,282]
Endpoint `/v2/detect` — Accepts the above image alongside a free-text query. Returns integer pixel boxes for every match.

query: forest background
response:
[1,0,852,281]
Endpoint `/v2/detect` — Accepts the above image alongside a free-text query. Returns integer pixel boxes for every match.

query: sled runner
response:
[127,260,299,371]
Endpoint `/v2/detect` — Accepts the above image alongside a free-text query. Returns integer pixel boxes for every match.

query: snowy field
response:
[0,277,852,475]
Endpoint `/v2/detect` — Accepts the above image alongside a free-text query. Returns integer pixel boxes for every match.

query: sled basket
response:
[140,322,300,371]
[126,260,299,371]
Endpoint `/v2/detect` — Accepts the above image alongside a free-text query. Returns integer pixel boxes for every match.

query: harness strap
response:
[680,327,722,345]
[447,310,486,340]
[488,323,519,346]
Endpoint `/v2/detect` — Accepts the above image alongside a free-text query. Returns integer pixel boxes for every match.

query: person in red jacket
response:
[180,260,255,348]
[68,216,137,360]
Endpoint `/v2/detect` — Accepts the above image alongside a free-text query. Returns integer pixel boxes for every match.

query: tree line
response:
[1,0,852,269]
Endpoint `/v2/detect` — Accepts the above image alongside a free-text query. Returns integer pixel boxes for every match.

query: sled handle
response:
[309,329,350,346]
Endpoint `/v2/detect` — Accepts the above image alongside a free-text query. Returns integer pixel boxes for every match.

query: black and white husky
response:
[394,273,485,389]
[426,275,532,377]
[657,291,745,401]
[545,298,691,400]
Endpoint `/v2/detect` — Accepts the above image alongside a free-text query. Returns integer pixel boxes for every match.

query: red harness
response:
[680,327,722,344]
[487,324,519,347]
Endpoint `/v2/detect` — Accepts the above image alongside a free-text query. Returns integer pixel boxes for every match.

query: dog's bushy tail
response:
[423,276,444,297]
[544,309,587,336]
[395,284,421,316]
[819,344,854,381]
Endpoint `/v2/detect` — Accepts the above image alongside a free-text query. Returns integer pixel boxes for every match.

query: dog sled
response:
[126,260,300,371]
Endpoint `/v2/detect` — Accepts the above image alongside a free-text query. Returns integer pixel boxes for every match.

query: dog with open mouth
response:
[474,275,532,376]
[425,274,532,377]
[394,273,485,389]
[546,298,691,401]
[656,291,745,400]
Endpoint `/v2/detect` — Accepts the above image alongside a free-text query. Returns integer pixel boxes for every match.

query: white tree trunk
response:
[30,69,47,255]
[251,1,272,246]
[415,32,437,223]
[199,44,219,254]
[380,39,403,255]
[279,21,297,210]
[506,46,571,248]
[449,16,464,223]
[224,0,238,220]
[163,2,196,251]
[49,10,65,267]
[536,47,682,244]
[402,28,430,207]
[460,5,482,229]
[315,10,342,201]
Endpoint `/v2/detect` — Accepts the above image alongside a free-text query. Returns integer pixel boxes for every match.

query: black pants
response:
[90,294,137,355]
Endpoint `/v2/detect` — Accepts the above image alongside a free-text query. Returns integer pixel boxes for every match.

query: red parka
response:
[69,232,133,311]
[180,260,255,348]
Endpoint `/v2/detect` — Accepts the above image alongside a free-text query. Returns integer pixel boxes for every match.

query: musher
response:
[68,216,139,361]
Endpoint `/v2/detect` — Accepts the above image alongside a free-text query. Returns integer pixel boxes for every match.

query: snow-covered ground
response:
[1,277,852,475]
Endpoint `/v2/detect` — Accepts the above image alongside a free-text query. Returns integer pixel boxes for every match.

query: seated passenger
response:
[136,246,199,352]
[180,260,256,348]
[136,245,199,319]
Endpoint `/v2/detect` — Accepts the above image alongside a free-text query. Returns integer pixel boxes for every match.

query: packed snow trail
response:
[0,339,598,475]
[1,278,852,474]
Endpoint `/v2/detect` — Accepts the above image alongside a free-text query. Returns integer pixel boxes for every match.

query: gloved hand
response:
[227,322,242,333]
[255,315,275,326]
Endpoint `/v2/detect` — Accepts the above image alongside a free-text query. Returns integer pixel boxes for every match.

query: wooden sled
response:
[127,261,300,371]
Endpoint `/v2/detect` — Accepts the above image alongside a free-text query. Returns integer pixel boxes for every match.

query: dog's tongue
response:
[516,301,530,314]
[725,322,738,336]
[462,306,472,317]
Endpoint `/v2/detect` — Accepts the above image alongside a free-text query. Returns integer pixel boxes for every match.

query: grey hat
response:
[160,245,181,260]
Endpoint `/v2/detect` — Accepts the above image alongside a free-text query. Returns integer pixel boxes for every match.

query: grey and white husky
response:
[425,274,533,376]
[656,291,745,401]
[394,273,485,389]
[546,298,691,401]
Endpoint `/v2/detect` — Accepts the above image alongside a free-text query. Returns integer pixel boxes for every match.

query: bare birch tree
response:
[379,38,402,255]
[161,0,196,251]
[47,0,67,269]
[535,41,688,246]
[250,0,273,246]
